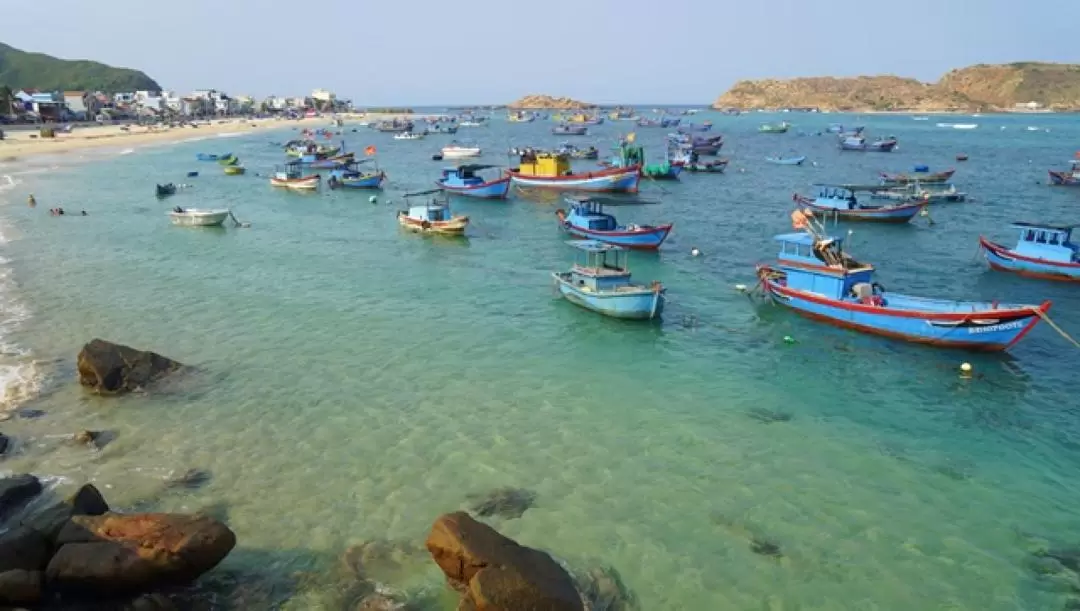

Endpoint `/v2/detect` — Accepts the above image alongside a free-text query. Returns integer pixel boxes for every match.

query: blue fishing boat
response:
[757,228,1050,351]
[793,184,926,223]
[552,240,665,320]
[839,135,897,152]
[195,152,231,161]
[766,155,806,166]
[980,222,1080,282]
[327,161,385,190]
[309,153,356,169]
[606,141,682,180]
[677,122,713,133]
[436,164,511,199]
[552,124,588,136]
[555,195,673,250]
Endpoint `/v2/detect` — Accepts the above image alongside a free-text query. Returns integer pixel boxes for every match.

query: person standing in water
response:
[27,194,36,208]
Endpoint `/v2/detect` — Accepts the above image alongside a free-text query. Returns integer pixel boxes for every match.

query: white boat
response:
[1027,126,1041,131]
[441,141,482,159]
[459,120,486,127]
[936,123,978,130]
[912,116,929,121]
[393,131,424,140]
[168,207,231,227]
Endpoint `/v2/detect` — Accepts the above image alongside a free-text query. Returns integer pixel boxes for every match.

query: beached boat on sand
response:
[757,225,1049,351]
[980,222,1080,282]
[552,240,665,320]
[397,189,469,235]
[509,151,639,193]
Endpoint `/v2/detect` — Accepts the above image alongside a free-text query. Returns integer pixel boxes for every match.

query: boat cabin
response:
[615,144,646,167]
[275,161,306,180]
[566,240,633,291]
[565,196,618,230]
[402,189,452,221]
[516,151,572,177]
[441,164,496,185]
[1011,222,1079,263]
[774,232,875,299]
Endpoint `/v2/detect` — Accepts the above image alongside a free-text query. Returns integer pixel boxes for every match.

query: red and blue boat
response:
[555,195,672,250]
[508,151,639,193]
[793,185,926,223]
[435,164,511,199]
[979,222,1080,282]
[757,228,1050,351]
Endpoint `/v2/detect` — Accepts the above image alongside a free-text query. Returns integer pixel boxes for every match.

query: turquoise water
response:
[2,113,1080,609]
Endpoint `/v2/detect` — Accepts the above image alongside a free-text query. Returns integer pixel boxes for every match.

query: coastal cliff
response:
[713,62,1080,111]
[508,94,595,109]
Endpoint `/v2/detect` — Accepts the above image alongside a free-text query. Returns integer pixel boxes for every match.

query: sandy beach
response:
[0,114,411,161]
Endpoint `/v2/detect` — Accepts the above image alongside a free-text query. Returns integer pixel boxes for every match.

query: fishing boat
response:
[839,135,898,152]
[195,152,231,161]
[217,155,239,166]
[677,122,713,133]
[509,151,640,193]
[309,152,356,170]
[155,183,177,198]
[436,164,510,199]
[393,131,425,140]
[605,141,681,180]
[756,226,1049,351]
[566,113,603,125]
[557,143,599,160]
[270,162,321,190]
[223,165,246,176]
[979,223,1080,282]
[766,155,806,166]
[552,240,665,320]
[1049,160,1080,186]
[668,133,724,156]
[880,169,955,185]
[507,111,535,123]
[759,122,789,134]
[793,184,926,223]
[937,123,978,130]
[608,108,639,121]
[555,195,672,249]
[679,159,728,173]
[397,189,469,235]
[373,120,414,132]
[638,116,680,128]
[553,124,588,136]
[285,140,340,158]
[168,207,231,227]
[872,182,966,204]
[327,160,385,189]
[441,140,482,159]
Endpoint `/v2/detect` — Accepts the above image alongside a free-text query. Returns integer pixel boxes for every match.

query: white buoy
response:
[690,247,701,257]
[960,362,973,377]
[369,195,377,203]
[735,284,748,292]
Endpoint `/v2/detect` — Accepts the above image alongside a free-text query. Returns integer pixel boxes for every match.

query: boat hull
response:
[169,210,230,227]
[1049,171,1080,186]
[442,148,482,159]
[766,156,805,165]
[435,176,511,199]
[557,215,673,250]
[510,167,640,193]
[979,237,1080,282]
[840,141,897,152]
[796,195,925,223]
[397,213,469,235]
[552,273,664,320]
[758,266,1048,351]
[881,170,955,185]
[332,174,384,189]
[270,176,320,190]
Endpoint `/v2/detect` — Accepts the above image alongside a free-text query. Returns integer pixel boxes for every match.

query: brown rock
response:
[46,512,236,595]
[0,526,50,572]
[426,511,582,611]
[76,338,182,394]
[0,569,43,605]
[507,95,594,110]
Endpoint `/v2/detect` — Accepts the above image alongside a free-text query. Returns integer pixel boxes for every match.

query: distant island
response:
[0,41,161,92]
[508,94,595,110]
[714,62,1080,112]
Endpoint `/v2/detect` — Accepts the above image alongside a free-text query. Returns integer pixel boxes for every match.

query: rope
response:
[1033,308,1080,349]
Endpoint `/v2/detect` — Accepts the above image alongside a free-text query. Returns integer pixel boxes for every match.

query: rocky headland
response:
[508,95,595,110]
[714,62,1080,111]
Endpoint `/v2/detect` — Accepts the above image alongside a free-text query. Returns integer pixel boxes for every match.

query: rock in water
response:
[76,338,183,394]
[0,432,8,455]
[0,526,51,572]
[467,487,537,519]
[0,569,43,605]
[46,512,236,595]
[425,511,583,611]
[21,483,110,543]
[0,474,42,518]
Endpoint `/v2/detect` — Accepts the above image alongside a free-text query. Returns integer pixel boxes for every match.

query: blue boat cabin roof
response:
[773,232,842,247]
[568,240,626,253]
[448,164,497,173]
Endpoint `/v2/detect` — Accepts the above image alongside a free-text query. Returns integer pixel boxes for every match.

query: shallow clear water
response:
[2,114,1080,609]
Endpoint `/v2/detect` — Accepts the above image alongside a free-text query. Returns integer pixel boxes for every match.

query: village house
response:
[63,91,100,120]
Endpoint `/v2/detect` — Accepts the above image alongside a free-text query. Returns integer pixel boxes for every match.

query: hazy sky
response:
[4,0,1073,105]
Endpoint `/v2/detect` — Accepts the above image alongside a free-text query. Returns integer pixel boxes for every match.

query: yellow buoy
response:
[960,362,973,377]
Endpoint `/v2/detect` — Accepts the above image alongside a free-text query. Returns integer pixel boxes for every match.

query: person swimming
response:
[27,194,36,208]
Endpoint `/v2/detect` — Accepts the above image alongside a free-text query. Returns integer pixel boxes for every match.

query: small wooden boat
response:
[766,155,806,166]
[441,141,482,159]
[397,189,468,235]
[555,195,672,249]
[880,169,955,185]
[839,135,897,152]
[980,223,1080,282]
[552,124,588,136]
[436,164,510,199]
[223,165,246,176]
[793,184,926,223]
[552,240,665,320]
[270,162,321,190]
[195,152,231,161]
[217,155,240,166]
[757,228,1049,351]
[328,160,385,189]
[759,122,789,134]
[678,159,728,173]
[509,151,640,193]
[168,207,231,227]
[155,183,177,198]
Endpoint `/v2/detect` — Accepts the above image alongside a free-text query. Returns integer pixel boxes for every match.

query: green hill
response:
[0,42,161,92]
